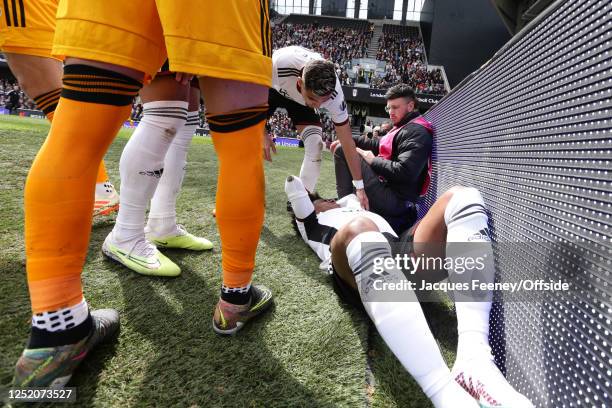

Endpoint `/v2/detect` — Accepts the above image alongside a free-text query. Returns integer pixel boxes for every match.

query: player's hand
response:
[263,132,277,162]
[356,188,369,211]
[175,72,194,86]
[356,148,375,165]
[330,140,341,154]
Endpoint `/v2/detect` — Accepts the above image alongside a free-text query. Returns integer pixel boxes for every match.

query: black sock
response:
[27,314,93,348]
[220,286,252,305]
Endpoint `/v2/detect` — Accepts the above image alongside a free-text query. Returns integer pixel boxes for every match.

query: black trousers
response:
[334,145,416,234]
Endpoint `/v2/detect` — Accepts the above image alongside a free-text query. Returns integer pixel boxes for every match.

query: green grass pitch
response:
[0,115,457,407]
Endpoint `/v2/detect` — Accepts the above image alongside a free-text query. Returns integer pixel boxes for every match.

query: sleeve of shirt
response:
[352,135,380,154]
[326,79,349,126]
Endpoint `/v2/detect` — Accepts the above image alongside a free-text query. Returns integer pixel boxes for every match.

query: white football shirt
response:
[272,46,349,125]
[296,195,397,270]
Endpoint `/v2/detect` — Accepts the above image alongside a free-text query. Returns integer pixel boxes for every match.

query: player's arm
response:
[353,133,380,154]
[328,85,369,210]
[335,122,369,210]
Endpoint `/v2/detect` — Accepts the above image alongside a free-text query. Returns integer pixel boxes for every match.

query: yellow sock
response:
[33,88,111,185]
[25,65,141,313]
[207,106,267,289]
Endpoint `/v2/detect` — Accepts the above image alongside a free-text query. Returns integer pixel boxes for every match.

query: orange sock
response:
[34,88,111,185]
[32,88,60,122]
[207,106,267,290]
[25,65,141,313]
[96,161,109,183]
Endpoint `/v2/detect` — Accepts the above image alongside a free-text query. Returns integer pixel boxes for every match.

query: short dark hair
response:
[302,60,336,97]
[385,84,418,108]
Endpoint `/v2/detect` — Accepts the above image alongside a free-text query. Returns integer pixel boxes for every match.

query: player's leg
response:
[413,186,533,407]
[3,52,119,217]
[154,0,274,334]
[14,0,167,386]
[280,93,324,192]
[329,217,478,408]
[201,78,273,335]
[16,58,142,387]
[295,124,324,192]
[103,74,189,277]
[3,53,62,104]
[146,82,213,251]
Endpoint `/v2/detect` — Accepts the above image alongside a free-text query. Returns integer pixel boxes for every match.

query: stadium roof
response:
[492,0,557,34]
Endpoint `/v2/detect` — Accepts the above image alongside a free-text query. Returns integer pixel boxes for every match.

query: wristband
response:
[352,179,364,190]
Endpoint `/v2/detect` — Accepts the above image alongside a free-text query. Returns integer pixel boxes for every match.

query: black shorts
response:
[268,88,321,126]
[330,224,417,311]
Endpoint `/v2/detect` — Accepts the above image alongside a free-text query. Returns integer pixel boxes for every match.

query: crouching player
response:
[285,175,533,408]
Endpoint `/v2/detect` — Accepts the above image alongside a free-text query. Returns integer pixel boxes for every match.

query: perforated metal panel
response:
[419,0,611,406]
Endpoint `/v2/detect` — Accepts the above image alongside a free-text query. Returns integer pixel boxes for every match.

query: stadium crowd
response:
[267,110,336,146]
[270,22,446,95]
[371,66,446,94]
[374,34,446,94]
[267,110,298,138]
[376,34,425,66]
[272,22,372,85]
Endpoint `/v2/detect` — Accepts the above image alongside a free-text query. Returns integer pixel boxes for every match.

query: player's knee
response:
[443,186,486,223]
[141,109,187,138]
[199,78,267,112]
[343,216,379,242]
[439,185,462,203]
[302,126,323,158]
[302,126,322,142]
[448,186,483,203]
[440,185,480,204]
[14,74,45,99]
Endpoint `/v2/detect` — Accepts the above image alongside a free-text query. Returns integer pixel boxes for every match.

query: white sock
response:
[347,231,476,407]
[112,101,188,245]
[147,110,198,237]
[32,298,88,332]
[298,126,323,192]
[444,187,493,362]
[284,175,314,219]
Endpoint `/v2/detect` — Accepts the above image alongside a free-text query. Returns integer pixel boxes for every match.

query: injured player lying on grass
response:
[285,175,533,408]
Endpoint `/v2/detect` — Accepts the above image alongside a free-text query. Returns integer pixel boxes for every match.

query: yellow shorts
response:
[53,0,272,87]
[0,0,58,58]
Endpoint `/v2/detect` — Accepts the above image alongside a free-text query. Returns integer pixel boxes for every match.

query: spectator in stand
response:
[5,84,22,112]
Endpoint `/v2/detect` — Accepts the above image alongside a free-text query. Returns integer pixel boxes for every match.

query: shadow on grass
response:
[106,247,331,407]
[260,225,371,406]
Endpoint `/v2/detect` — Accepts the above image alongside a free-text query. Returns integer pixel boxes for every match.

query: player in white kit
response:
[270,46,369,210]
[285,175,534,408]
